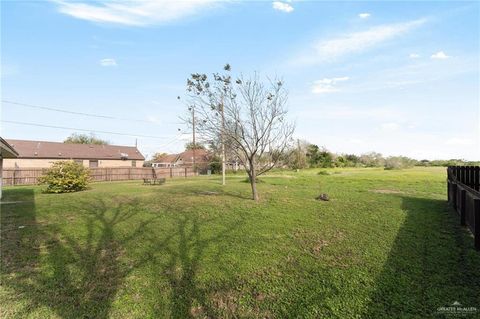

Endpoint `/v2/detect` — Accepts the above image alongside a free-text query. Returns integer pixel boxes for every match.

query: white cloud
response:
[409,53,420,58]
[100,58,117,67]
[293,18,426,65]
[272,1,294,13]
[380,122,400,131]
[445,138,474,146]
[358,13,371,19]
[311,76,349,94]
[52,0,218,26]
[431,51,450,59]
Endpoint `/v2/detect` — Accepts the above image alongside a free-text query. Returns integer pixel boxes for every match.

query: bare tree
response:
[186,65,295,201]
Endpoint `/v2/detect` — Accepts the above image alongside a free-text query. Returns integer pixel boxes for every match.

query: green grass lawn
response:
[1,167,479,318]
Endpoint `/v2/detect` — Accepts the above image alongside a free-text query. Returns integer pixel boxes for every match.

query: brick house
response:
[3,139,145,168]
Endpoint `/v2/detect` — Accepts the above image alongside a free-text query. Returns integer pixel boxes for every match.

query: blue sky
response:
[1,0,479,160]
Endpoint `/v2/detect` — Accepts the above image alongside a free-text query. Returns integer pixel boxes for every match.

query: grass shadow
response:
[363,195,480,317]
[145,210,247,318]
[2,187,247,318]
[1,191,159,318]
[1,188,38,277]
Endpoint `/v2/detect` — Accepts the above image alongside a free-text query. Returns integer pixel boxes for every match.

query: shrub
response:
[208,156,222,174]
[318,170,330,175]
[38,161,90,193]
[384,156,416,170]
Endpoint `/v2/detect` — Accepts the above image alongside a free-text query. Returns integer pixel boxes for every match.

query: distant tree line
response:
[283,140,479,170]
[146,139,478,171]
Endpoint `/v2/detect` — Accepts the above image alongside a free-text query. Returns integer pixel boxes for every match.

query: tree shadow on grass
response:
[2,187,248,318]
[1,190,159,318]
[363,196,480,318]
[145,211,247,318]
[1,188,38,278]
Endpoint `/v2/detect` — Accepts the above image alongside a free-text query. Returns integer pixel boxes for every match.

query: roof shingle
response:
[6,139,145,160]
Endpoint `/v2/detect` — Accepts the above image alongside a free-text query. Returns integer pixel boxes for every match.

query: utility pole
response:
[221,96,226,185]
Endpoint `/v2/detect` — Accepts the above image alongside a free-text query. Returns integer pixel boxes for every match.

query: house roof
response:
[0,137,19,158]
[155,153,180,163]
[5,139,145,160]
[153,149,209,164]
[177,149,209,163]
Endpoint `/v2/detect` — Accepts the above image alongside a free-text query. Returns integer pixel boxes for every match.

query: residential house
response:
[152,149,209,169]
[3,139,145,168]
[151,153,180,168]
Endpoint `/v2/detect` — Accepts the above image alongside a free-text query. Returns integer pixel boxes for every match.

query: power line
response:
[2,120,188,140]
[2,99,181,125]
[151,132,187,150]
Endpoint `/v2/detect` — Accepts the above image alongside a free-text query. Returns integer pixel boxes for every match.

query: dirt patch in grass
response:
[210,290,239,315]
[196,191,220,196]
[312,239,330,253]
[293,229,346,257]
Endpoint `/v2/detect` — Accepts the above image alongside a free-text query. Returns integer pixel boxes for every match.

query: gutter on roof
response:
[0,137,19,158]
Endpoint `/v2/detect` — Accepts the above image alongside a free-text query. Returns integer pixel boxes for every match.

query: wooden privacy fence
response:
[2,167,196,186]
[447,166,480,250]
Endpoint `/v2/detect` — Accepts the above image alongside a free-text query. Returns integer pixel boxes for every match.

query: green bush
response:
[317,170,330,175]
[38,161,90,193]
[208,156,222,174]
[384,156,416,170]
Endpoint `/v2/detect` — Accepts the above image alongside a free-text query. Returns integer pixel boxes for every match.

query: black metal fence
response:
[447,166,480,250]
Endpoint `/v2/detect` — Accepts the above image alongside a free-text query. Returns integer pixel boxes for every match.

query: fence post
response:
[474,199,480,251]
[185,167,187,178]
[473,166,480,191]
[460,188,466,226]
[465,166,469,186]
[170,167,173,178]
[447,180,451,202]
[452,183,457,210]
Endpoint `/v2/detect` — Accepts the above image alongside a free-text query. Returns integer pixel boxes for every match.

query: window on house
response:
[132,160,136,167]
[89,160,98,168]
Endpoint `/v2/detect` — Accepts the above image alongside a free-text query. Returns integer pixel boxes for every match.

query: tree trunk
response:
[248,159,259,201]
[249,176,259,201]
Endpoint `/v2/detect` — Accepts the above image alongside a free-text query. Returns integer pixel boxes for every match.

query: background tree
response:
[64,133,109,145]
[344,154,360,167]
[306,144,334,168]
[359,152,385,167]
[185,142,206,150]
[384,156,418,170]
[186,65,295,201]
[286,139,309,169]
[151,152,168,162]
